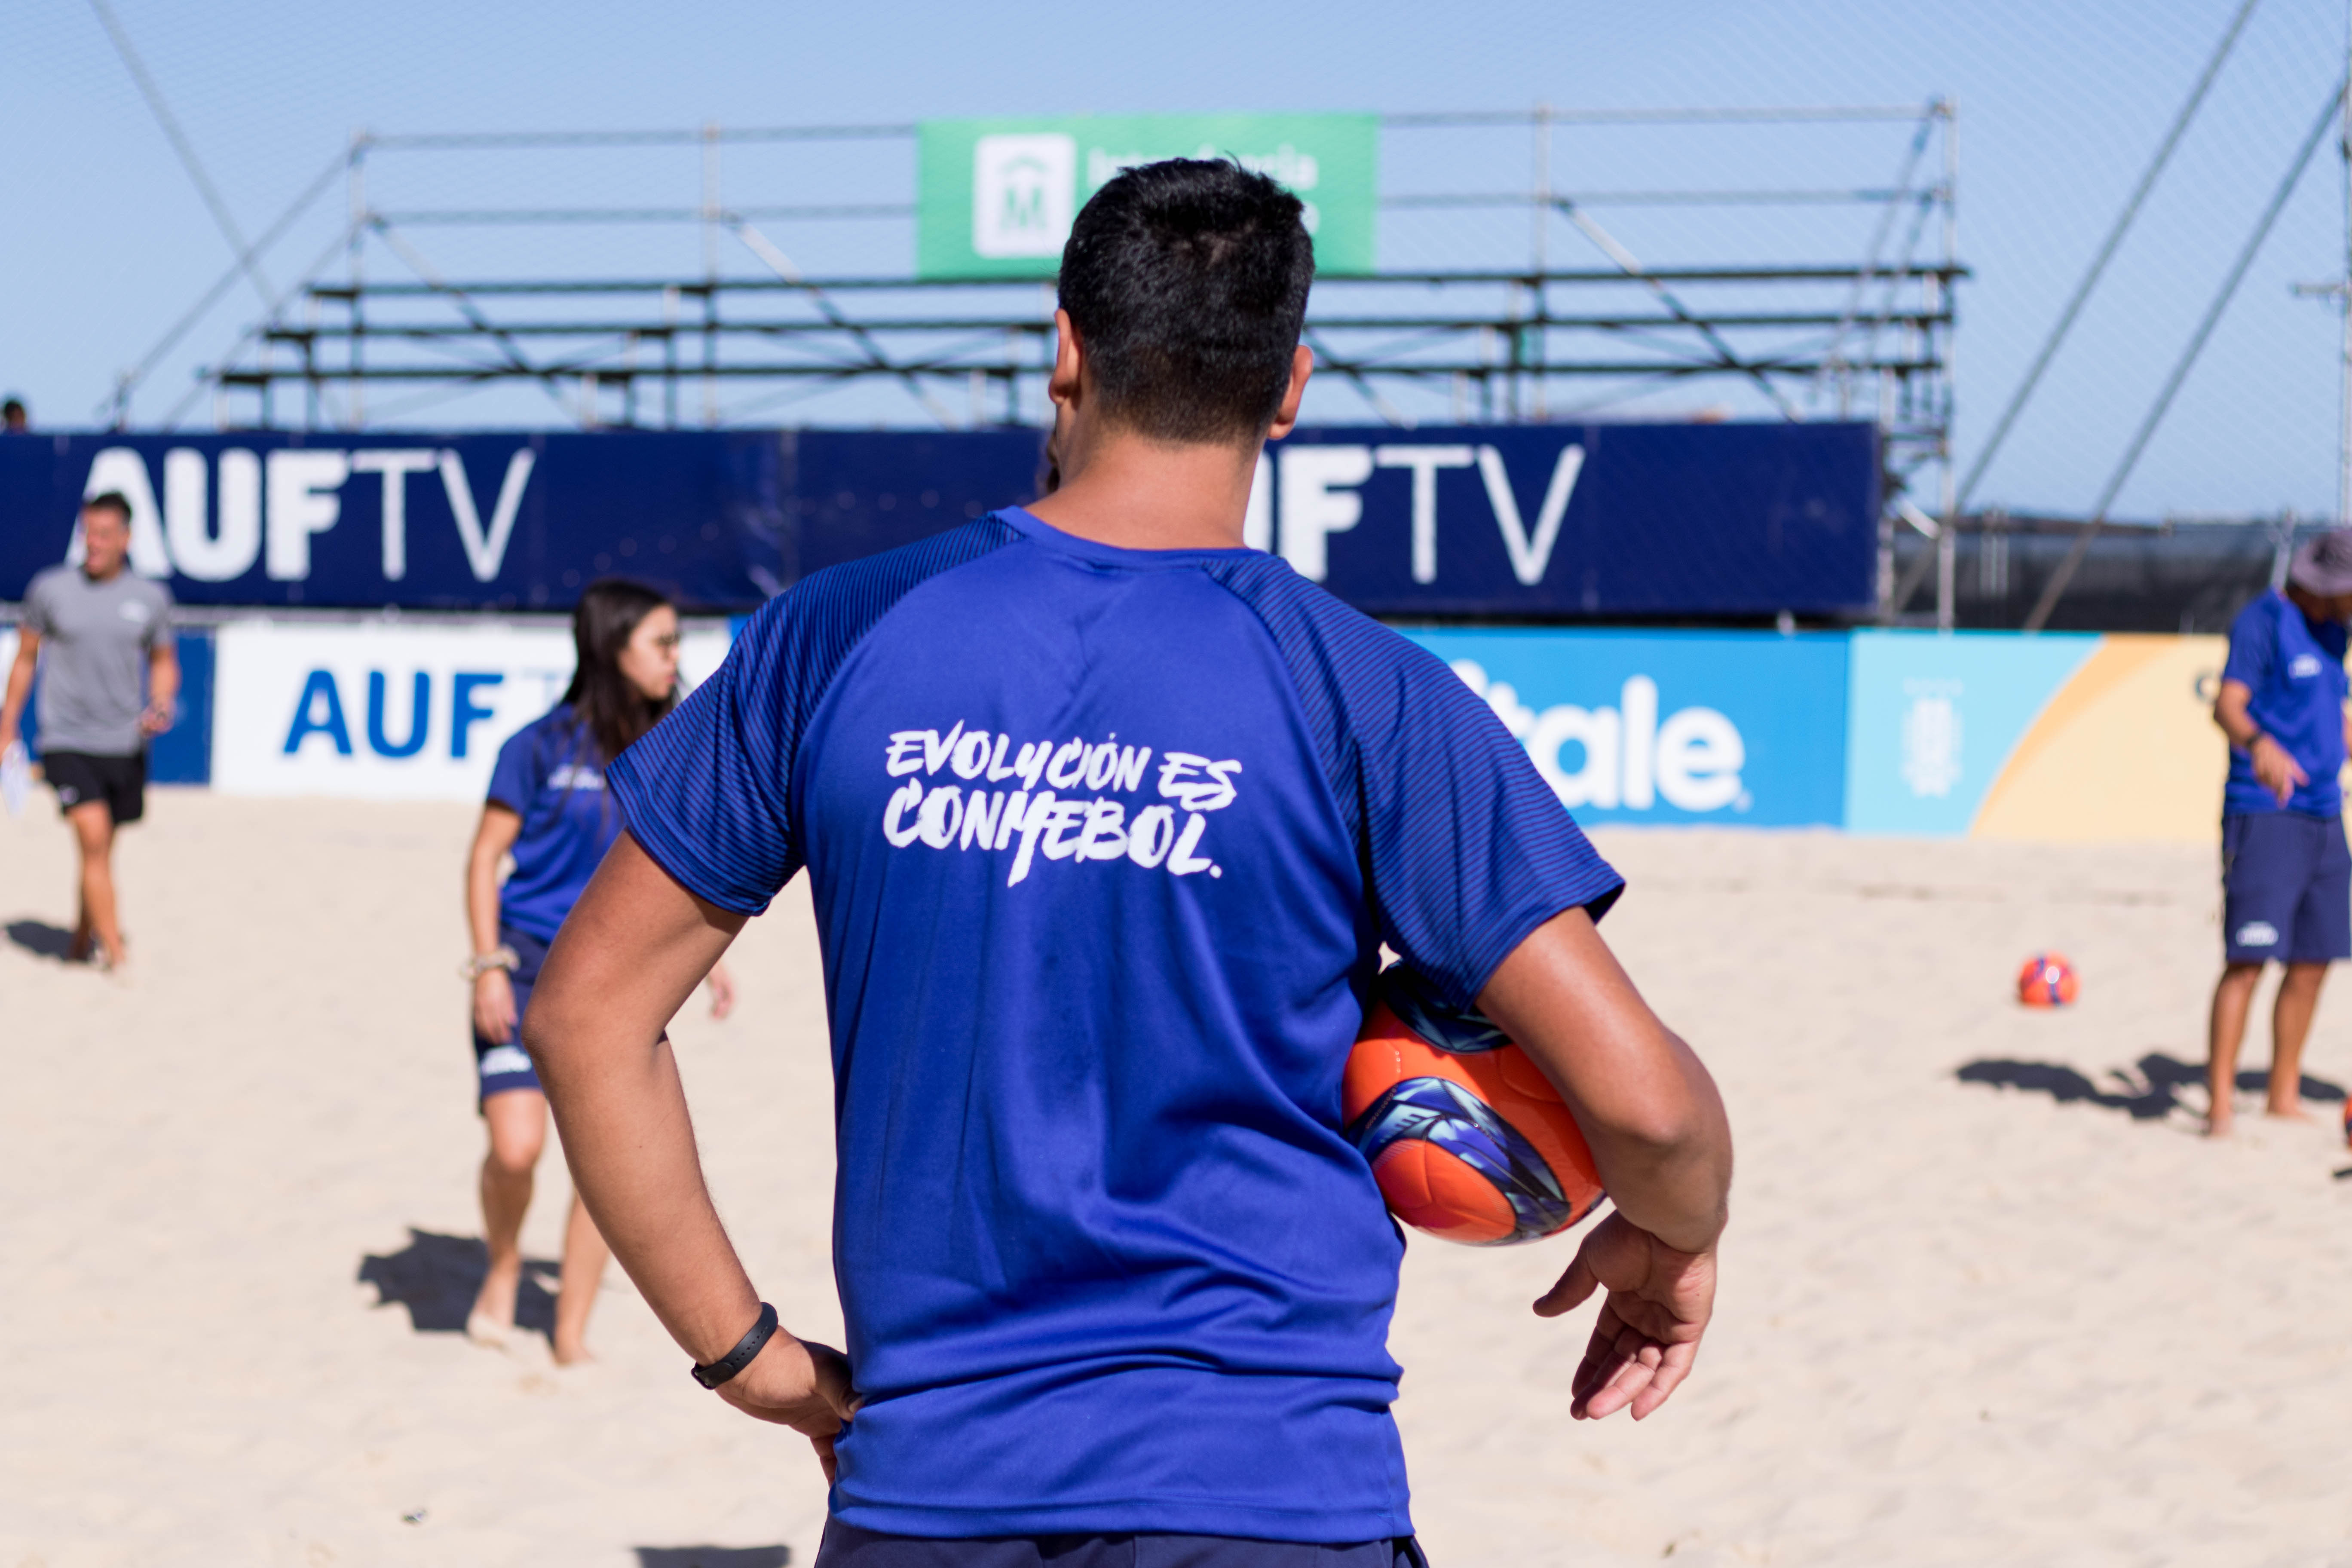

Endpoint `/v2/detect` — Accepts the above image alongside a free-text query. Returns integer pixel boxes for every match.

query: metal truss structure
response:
[131,104,1962,620]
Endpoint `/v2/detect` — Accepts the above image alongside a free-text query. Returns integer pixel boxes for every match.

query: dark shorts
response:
[473,926,549,1104]
[2222,812,2352,964]
[45,750,145,824]
[814,1522,1427,1568]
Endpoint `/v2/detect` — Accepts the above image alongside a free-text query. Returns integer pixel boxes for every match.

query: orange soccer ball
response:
[1342,965,1606,1246]
[2016,952,2079,1008]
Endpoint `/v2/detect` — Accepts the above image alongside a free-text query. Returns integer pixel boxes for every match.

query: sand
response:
[3,793,2349,1567]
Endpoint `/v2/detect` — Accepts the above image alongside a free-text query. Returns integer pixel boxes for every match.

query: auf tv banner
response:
[0,431,788,612]
[916,113,1378,279]
[1260,423,1878,617]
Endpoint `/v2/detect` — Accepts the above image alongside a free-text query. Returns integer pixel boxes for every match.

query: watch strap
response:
[691,1302,780,1390]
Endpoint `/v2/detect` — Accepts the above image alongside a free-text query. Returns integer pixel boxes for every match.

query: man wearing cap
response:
[2205,529,2352,1136]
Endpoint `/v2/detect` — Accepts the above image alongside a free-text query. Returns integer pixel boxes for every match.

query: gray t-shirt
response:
[22,564,174,756]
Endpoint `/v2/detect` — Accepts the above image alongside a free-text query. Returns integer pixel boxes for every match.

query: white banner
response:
[211,620,732,800]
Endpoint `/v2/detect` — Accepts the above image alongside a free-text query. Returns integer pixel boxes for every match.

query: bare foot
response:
[2205,1112,2234,1139]
[551,1339,596,1367]
[2263,1104,2317,1125]
[469,1261,521,1348]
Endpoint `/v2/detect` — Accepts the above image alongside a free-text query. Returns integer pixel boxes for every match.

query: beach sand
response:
[2,793,2348,1566]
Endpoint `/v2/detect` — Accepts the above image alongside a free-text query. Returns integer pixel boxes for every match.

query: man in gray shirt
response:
[1,492,179,969]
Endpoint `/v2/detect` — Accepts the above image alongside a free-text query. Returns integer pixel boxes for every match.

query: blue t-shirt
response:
[487,704,623,943]
[2222,589,2349,818]
[608,508,1622,1543]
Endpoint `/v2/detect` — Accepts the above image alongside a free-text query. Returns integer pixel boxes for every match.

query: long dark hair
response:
[561,578,677,764]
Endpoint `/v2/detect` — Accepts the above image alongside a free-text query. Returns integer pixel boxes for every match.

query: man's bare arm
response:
[0,629,38,747]
[142,637,181,734]
[525,831,856,1475]
[2215,679,2303,804]
[1476,907,1732,1421]
[1479,908,1729,1253]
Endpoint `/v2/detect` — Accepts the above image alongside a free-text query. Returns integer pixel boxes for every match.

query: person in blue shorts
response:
[462,578,735,1361]
[523,161,1733,1564]
[2206,530,2352,1137]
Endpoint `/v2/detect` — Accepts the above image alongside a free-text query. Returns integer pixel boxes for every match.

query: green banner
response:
[917,113,1378,280]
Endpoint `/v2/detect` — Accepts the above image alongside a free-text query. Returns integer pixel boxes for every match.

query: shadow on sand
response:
[634,1550,791,1568]
[5,919,77,961]
[356,1228,558,1342]
[1957,1051,2347,1121]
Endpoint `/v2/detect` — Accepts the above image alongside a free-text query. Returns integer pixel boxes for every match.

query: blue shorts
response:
[473,926,550,1103]
[2221,812,2352,964]
[814,1522,1427,1567]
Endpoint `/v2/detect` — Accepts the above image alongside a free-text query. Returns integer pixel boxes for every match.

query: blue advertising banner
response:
[1401,627,1851,827]
[1273,423,1878,617]
[0,421,1871,618]
[782,428,1045,579]
[3,628,215,784]
[0,432,792,613]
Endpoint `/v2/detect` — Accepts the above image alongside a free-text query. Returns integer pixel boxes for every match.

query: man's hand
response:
[473,968,518,1044]
[138,696,176,736]
[1536,1211,1716,1422]
[717,1331,861,1482]
[2251,734,2307,805]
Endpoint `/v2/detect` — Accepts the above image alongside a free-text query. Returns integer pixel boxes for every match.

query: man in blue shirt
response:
[2206,530,2352,1136]
[522,161,1733,1565]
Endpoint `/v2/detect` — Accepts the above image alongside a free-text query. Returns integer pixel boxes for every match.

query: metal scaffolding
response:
[131,104,1961,616]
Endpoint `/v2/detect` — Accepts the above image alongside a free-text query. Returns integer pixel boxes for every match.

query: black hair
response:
[560,577,677,765]
[2,398,25,424]
[1057,159,1315,445]
[83,491,132,524]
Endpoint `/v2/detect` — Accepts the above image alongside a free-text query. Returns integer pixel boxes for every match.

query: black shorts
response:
[44,750,145,824]
[814,1522,1428,1567]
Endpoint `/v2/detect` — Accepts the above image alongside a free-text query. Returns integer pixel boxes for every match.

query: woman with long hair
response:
[460,578,733,1362]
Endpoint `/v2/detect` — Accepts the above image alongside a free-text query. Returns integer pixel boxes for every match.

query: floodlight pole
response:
[1937,98,1959,632]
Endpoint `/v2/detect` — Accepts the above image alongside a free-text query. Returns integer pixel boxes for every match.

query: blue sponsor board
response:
[784,428,1045,577]
[0,432,790,613]
[1280,422,1878,617]
[9,628,215,784]
[1399,628,1850,827]
[2,422,1873,619]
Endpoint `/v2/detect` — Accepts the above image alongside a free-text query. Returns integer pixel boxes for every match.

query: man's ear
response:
[1048,310,1087,411]
[1265,344,1315,440]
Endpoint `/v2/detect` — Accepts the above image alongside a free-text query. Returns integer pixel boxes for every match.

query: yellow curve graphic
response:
[1972,635,2229,842]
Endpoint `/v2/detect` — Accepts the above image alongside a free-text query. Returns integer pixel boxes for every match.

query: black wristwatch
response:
[691,1302,781,1389]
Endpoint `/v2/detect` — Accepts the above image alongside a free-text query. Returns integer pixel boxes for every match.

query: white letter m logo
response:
[973,134,1077,259]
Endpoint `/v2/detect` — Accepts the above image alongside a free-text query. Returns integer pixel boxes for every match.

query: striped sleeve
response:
[608,516,1021,915]
[1210,557,1623,1009]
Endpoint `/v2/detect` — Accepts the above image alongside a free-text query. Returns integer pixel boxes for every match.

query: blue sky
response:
[3,0,2347,522]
